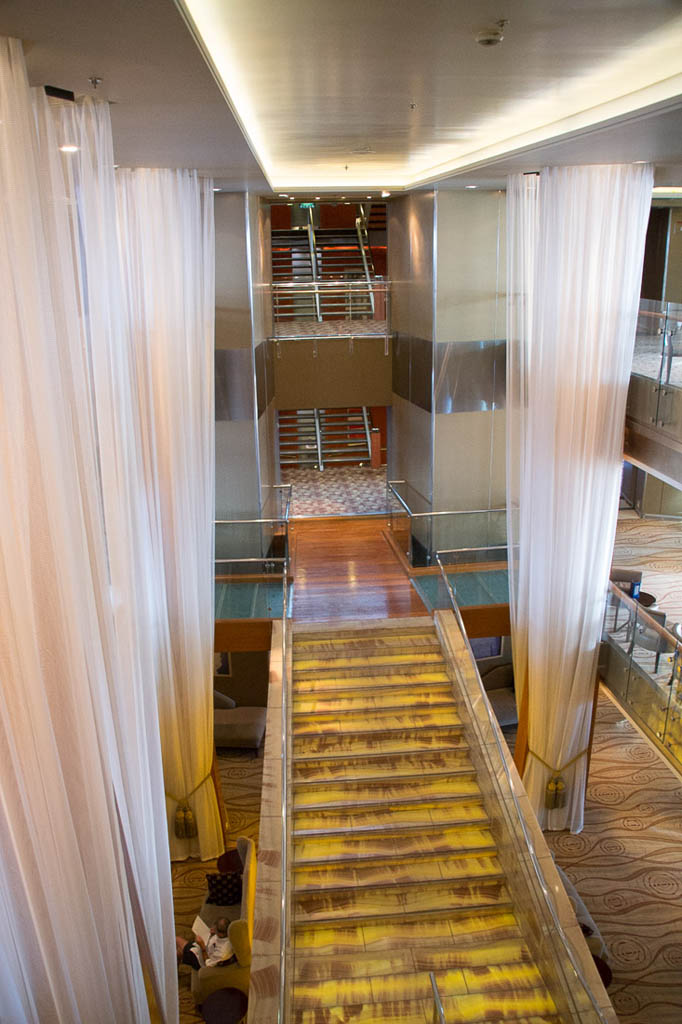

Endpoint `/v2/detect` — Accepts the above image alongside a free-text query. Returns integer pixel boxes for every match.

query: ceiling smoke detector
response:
[476,20,507,47]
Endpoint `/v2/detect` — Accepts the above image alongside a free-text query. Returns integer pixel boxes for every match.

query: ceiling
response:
[2,0,682,195]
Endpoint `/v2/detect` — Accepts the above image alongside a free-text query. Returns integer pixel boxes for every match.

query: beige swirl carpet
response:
[545,690,682,1024]
[173,751,263,1024]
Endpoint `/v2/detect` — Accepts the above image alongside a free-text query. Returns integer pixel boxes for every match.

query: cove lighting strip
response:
[176,0,682,191]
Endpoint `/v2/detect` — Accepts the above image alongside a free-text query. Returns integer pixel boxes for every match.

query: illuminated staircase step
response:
[292,706,462,735]
[440,989,557,1021]
[292,726,465,758]
[293,773,481,808]
[291,998,430,1024]
[293,632,439,655]
[292,799,488,835]
[293,967,469,1008]
[293,625,435,646]
[293,651,445,672]
[461,962,546,994]
[292,748,472,783]
[292,685,454,714]
[294,908,522,956]
[293,939,531,981]
[293,879,511,924]
[293,824,498,864]
[292,669,452,692]
[293,853,504,892]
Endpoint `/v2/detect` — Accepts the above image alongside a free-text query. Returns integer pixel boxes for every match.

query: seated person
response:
[176,918,234,971]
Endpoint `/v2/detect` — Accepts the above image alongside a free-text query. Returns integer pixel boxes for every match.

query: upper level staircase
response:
[289,622,560,1024]
[272,212,376,322]
[279,407,372,470]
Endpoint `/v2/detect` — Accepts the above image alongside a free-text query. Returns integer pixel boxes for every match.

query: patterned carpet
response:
[274,317,388,339]
[173,752,263,1024]
[545,690,682,1024]
[613,511,682,623]
[283,466,387,517]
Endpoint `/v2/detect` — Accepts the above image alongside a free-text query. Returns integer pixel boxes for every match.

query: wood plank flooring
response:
[291,518,427,622]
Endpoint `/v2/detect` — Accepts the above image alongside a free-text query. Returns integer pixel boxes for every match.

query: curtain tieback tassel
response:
[166,769,212,839]
[528,747,588,811]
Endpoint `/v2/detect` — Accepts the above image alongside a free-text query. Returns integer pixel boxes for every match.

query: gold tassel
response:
[544,774,567,809]
[183,804,198,839]
[174,803,187,838]
[544,776,558,809]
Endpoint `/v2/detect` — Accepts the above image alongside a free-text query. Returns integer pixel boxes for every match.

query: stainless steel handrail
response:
[313,409,324,471]
[271,279,390,290]
[278,568,289,1024]
[429,972,446,1024]
[215,517,287,526]
[387,484,506,521]
[606,580,682,648]
[355,212,375,315]
[438,544,507,559]
[306,207,322,323]
[435,553,610,1024]
[215,557,286,566]
[273,483,293,523]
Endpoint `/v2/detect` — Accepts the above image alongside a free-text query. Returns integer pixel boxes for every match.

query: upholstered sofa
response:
[191,835,257,1006]
[214,690,267,753]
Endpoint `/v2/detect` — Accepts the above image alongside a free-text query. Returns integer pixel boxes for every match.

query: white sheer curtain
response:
[116,169,222,861]
[507,164,653,831]
[0,37,176,1022]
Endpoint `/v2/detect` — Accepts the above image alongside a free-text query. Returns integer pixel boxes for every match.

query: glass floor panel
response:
[214,580,289,619]
[412,569,509,612]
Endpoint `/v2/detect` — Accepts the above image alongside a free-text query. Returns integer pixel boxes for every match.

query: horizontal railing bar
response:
[607,580,682,647]
[215,518,286,526]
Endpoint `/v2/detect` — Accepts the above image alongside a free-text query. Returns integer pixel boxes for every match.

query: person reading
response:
[176,918,234,970]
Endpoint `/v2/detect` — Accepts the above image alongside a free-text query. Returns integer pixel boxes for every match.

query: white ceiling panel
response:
[179,0,682,189]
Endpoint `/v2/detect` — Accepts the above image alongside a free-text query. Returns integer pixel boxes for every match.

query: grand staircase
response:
[289,621,560,1024]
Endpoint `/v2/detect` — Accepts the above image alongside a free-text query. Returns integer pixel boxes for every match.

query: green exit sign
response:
[299,202,315,208]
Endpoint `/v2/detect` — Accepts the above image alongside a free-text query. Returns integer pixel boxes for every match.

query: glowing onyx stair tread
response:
[289,623,559,1024]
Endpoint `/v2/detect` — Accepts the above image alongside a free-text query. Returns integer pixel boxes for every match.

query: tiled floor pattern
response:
[173,751,263,1024]
[283,466,387,517]
[546,690,682,1024]
[289,622,559,1024]
[274,317,388,339]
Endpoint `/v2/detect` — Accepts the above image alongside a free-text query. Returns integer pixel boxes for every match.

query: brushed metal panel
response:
[215,348,254,421]
[255,340,267,418]
[409,335,433,413]
[392,332,410,401]
[626,374,659,427]
[434,339,505,414]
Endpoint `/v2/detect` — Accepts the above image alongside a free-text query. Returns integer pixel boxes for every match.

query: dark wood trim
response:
[214,619,273,652]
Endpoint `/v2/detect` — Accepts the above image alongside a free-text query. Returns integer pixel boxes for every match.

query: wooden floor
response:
[291,518,427,622]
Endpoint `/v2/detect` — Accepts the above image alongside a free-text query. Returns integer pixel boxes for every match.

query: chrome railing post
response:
[278,563,289,1024]
[429,972,446,1024]
[307,207,322,322]
[355,213,375,315]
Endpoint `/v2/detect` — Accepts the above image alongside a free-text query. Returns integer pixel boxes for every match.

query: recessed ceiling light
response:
[213,187,221,192]
[465,185,478,189]
[366,195,372,199]
[381,190,391,197]
[278,193,287,197]
[59,144,79,153]
[315,196,320,200]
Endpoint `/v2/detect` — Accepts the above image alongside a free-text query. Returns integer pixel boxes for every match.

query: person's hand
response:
[209,926,216,936]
